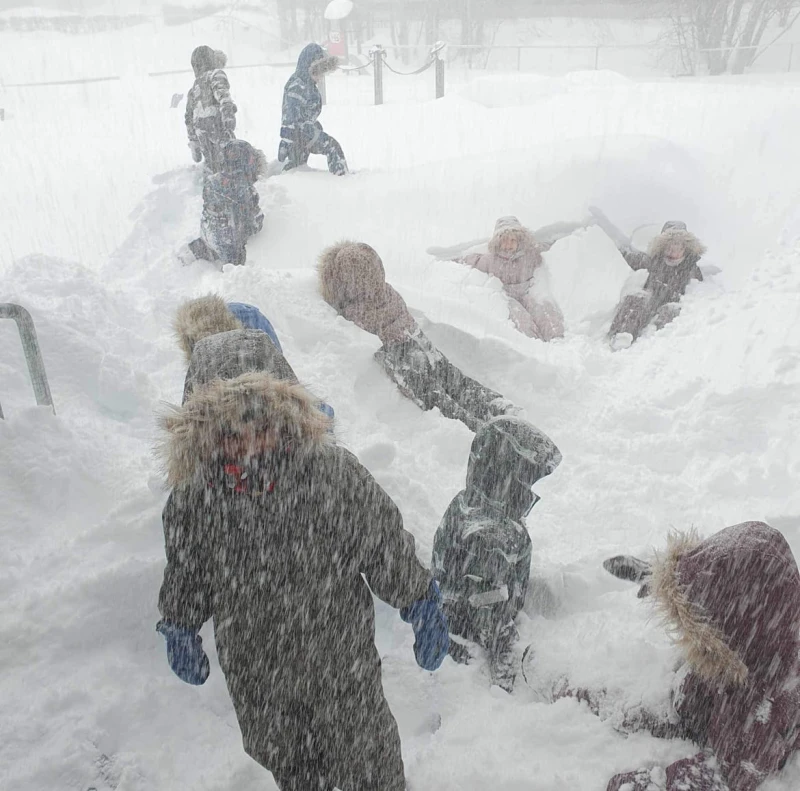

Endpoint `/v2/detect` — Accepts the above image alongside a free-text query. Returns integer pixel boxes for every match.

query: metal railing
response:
[0,304,55,419]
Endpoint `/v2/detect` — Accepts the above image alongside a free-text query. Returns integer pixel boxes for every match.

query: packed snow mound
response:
[457,70,633,108]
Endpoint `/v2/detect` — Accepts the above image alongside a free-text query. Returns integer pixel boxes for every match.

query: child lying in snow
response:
[432,417,562,692]
[430,215,593,341]
[318,241,518,432]
[543,522,800,791]
[589,207,706,349]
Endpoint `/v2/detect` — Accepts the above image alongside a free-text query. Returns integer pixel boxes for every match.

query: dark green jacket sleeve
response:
[158,488,213,631]
[344,453,431,609]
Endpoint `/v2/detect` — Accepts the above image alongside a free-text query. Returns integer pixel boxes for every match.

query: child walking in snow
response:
[185,46,237,173]
[554,522,800,791]
[173,295,334,421]
[433,215,592,341]
[156,302,449,791]
[589,207,706,349]
[189,140,264,266]
[317,240,518,432]
[278,43,347,176]
[433,417,562,692]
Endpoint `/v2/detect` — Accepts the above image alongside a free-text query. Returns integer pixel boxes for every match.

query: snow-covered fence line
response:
[0,304,54,419]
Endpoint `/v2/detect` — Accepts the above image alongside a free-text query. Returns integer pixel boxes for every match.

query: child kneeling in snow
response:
[432,216,592,341]
[555,522,800,791]
[589,207,706,349]
[156,304,449,791]
[318,240,518,432]
[189,139,264,267]
[433,416,562,692]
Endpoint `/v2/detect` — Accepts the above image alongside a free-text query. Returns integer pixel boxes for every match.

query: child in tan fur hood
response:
[590,207,707,349]
[318,241,519,432]
[553,522,800,791]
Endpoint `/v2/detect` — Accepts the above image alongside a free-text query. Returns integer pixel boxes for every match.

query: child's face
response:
[221,424,281,460]
[498,234,520,255]
[664,240,686,264]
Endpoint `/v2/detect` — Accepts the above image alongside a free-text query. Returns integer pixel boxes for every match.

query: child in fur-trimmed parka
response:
[433,417,562,692]
[185,46,237,173]
[570,522,800,791]
[590,207,706,348]
[189,139,264,266]
[278,43,347,176]
[172,294,334,421]
[156,307,449,790]
[317,240,518,432]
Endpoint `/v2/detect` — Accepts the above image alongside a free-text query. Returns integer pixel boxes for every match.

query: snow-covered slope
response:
[2,25,800,791]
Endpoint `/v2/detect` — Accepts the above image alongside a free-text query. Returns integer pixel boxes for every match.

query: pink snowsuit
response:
[458,217,565,341]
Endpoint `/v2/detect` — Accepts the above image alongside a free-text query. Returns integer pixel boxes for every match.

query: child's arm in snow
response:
[426,238,491,261]
[588,207,651,271]
[531,219,593,250]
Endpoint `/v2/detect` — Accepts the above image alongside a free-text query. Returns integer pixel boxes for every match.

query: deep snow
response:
[2,18,800,791]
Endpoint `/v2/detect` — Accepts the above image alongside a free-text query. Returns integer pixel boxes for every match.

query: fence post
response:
[319,73,327,105]
[432,41,446,99]
[0,303,55,419]
[788,43,795,73]
[517,46,522,72]
[594,45,600,70]
[370,44,384,106]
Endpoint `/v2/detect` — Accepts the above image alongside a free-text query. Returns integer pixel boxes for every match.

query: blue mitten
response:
[400,580,449,671]
[156,621,210,685]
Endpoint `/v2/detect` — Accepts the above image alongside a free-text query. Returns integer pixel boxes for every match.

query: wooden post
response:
[371,45,384,105]
[319,73,327,105]
[788,43,795,72]
[594,45,600,70]
[435,54,445,99]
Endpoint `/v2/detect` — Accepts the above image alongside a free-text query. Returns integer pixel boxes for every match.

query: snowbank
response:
[2,21,800,791]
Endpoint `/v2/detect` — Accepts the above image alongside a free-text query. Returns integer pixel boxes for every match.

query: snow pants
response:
[233,682,406,791]
[608,290,681,342]
[446,602,520,691]
[375,330,512,432]
[279,123,347,176]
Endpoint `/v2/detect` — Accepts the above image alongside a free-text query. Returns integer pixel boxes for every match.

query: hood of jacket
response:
[174,294,245,362]
[651,522,800,687]
[465,417,562,520]
[159,371,332,488]
[487,216,539,259]
[295,43,338,79]
[318,241,417,345]
[647,228,706,265]
[182,329,298,403]
[191,45,217,77]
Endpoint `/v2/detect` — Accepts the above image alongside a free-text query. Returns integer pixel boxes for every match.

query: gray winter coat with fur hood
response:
[157,368,430,784]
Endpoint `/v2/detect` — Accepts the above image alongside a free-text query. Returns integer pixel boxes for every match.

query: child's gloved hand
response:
[189,141,202,163]
[400,580,449,671]
[156,621,210,685]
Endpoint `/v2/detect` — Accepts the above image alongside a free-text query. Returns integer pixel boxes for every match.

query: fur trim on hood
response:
[488,216,539,256]
[318,241,387,309]
[158,371,332,487]
[647,229,707,262]
[309,55,339,79]
[174,295,244,362]
[651,530,749,686]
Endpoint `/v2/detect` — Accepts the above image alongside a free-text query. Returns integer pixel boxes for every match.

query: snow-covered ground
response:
[2,18,800,791]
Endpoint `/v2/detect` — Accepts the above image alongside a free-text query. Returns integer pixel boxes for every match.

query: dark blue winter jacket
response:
[227,302,282,352]
[281,44,325,136]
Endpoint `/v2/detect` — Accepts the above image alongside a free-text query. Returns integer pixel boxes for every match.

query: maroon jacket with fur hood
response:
[608,522,800,791]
